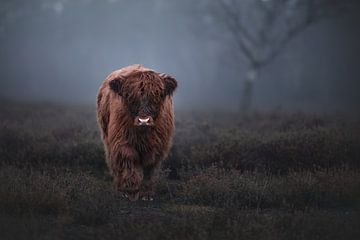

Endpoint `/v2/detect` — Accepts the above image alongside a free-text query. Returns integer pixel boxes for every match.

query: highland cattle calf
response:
[96,64,177,201]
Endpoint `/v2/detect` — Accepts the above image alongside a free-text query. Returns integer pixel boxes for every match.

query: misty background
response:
[0,0,359,112]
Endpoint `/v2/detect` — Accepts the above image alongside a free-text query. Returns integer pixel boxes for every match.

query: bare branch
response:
[216,0,259,63]
[264,0,341,63]
[211,0,354,67]
[217,0,258,47]
[257,0,287,48]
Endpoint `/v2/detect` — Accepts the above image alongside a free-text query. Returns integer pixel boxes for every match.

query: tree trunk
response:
[240,66,258,116]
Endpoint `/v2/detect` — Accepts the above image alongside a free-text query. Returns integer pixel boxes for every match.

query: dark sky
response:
[0,0,359,112]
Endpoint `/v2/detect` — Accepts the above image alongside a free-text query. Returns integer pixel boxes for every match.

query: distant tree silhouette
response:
[210,0,352,114]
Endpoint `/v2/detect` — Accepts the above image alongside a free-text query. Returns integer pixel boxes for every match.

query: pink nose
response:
[138,117,150,125]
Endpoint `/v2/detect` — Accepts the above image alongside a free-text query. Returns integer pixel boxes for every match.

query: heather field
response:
[0,100,359,240]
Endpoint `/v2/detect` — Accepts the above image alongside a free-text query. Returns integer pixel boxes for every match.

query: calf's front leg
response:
[108,144,143,201]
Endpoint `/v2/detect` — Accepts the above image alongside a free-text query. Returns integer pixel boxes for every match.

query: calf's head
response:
[109,71,177,128]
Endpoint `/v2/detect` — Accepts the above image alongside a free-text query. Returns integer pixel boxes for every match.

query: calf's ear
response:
[160,73,177,96]
[109,79,123,96]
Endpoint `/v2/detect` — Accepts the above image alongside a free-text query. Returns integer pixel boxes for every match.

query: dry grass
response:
[0,100,359,240]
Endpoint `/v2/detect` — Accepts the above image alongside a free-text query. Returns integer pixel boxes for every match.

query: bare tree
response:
[209,0,351,114]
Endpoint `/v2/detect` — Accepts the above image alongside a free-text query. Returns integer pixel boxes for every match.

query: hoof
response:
[122,191,139,201]
[141,196,154,201]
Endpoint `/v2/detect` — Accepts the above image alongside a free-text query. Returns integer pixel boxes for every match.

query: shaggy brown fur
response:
[96,64,177,201]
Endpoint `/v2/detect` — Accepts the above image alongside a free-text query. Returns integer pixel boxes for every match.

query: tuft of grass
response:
[180,167,360,210]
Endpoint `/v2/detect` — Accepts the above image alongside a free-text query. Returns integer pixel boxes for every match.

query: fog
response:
[0,0,359,112]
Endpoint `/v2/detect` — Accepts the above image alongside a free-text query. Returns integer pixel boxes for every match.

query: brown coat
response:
[96,64,177,201]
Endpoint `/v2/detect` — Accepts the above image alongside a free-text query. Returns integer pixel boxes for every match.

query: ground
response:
[0,99,359,240]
